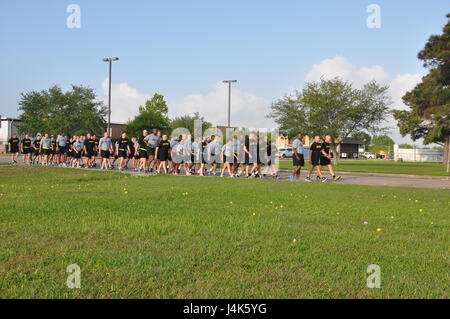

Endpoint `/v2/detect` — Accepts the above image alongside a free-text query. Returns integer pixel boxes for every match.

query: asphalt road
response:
[276,170,449,189]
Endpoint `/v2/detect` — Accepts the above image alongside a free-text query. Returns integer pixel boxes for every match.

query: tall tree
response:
[393,14,450,164]
[125,93,170,137]
[139,93,169,115]
[169,112,212,136]
[18,85,106,135]
[268,77,391,159]
[370,135,395,154]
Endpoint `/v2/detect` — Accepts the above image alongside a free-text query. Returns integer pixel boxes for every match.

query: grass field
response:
[278,159,450,176]
[0,166,449,298]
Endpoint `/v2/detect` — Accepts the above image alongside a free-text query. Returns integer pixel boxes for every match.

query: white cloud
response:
[305,56,390,86]
[304,56,422,107]
[100,78,150,123]
[303,56,423,145]
[170,82,274,129]
[389,73,423,108]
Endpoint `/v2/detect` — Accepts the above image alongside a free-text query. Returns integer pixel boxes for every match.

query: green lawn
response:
[279,159,450,176]
[0,166,449,298]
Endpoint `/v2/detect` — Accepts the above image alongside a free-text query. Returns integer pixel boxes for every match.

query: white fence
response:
[393,144,443,163]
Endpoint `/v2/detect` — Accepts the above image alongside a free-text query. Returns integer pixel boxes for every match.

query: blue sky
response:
[0,0,448,143]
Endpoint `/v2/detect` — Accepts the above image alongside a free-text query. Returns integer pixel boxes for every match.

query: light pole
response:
[102,57,119,135]
[222,80,237,127]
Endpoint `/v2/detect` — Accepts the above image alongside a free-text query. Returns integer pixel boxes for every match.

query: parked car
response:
[276,147,293,158]
[360,152,376,159]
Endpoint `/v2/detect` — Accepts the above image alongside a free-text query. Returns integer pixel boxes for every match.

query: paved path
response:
[276,171,449,189]
[1,158,449,189]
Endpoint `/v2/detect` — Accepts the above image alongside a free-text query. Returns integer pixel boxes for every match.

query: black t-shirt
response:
[85,138,96,150]
[51,140,56,150]
[9,138,20,150]
[157,140,171,155]
[118,138,129,151]
[33,139,41,149]
[138,136,147,149]
[322,142,331,156]
[310,142,322,157]
[22,138,32,149]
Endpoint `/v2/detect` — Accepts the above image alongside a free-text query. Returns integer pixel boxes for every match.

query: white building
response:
[0,117,21,144]
[394,144,443,163]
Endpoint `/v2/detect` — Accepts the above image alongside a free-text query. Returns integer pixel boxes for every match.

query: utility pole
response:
[222,80,237,127]
[102,57,119,135]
